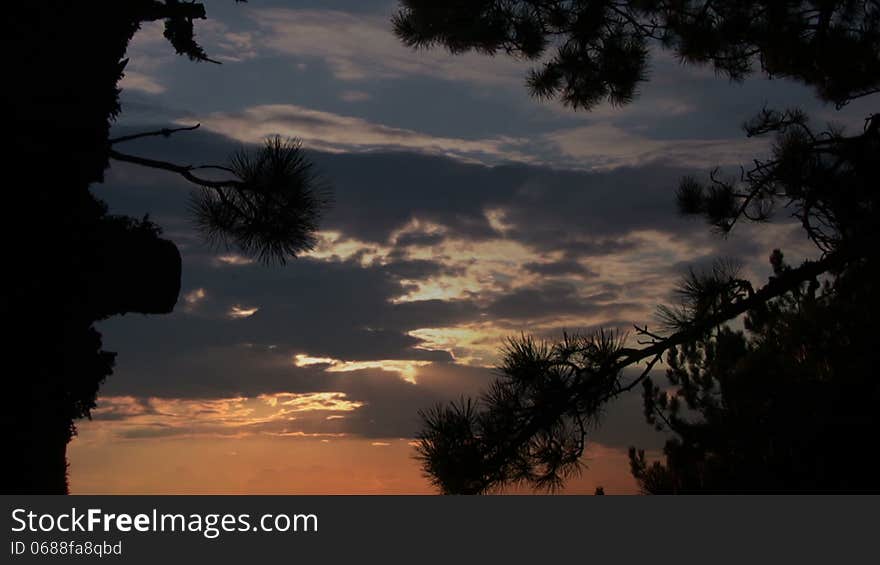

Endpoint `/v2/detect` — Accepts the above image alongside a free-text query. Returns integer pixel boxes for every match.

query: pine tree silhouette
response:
[399,1,880,494]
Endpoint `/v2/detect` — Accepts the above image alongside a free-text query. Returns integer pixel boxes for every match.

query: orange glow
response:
[68,431,643,495]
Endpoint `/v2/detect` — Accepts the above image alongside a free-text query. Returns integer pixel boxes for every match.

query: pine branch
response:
[425,248,852,493]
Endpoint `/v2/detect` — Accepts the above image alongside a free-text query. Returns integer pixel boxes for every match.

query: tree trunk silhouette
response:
[4,3,181,493]
[5,1,320,492]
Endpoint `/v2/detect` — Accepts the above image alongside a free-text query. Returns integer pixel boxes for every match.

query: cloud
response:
[228,305,260,319]
[86,355,501,441]
[250,8,530,86]
[381,258,465,281]
[393,231,447,248]
[184,103,764,170]
[120,71,166,95]
[184,104,531,163]
[117,23,171,95]
[215,254,256,267]
[486,280,640,322]
[340,90,371,103]
[543,122,767,169]
[523,259,597,277]
[88,393,362,440]
[202,21,258,63]
[116,18,260,100]
[94,128,810,449]
[83,3,867,492]
[81,362,665,452]
[293,354,431,385]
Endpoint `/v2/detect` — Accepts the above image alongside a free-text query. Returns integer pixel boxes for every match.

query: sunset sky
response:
[69,0,871,494]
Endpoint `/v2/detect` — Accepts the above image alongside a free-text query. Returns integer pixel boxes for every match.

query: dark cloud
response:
[393,231,446,248]
[98,351,498,440]
[97,360,666,448]
[499,165,697,258]
[523,259,597,277]
[389,299,477,329]
[92,128,786,445]
[100,128,699,252]
[380,258,464,280]
[327,363,496,438]
[549,237,641,259]
[99,255,466,383]
[486,280,639,322]
[312,150,509,243]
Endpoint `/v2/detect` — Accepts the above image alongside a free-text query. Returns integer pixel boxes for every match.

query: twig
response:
[109,124,201,145]
[108,148,243,190]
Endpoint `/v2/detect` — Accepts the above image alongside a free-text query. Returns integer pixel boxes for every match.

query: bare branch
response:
[109,123,201,145]
[108,148,244,190]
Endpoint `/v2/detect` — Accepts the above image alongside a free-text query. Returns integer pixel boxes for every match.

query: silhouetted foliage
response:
[676,111,880,252]
[400,0,880,493]
[110,131,331,264]
[4,0,325,493]
[189,137,332,264]
[394,1,880,109]
[632,251,880,492]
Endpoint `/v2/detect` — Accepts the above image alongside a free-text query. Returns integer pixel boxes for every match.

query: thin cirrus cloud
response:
[119,7,768,170]
[543,123,767,170]
[119,6,851,173]
[249,8,531,85]
[182,104,534,163]
[120,70,166,95]
[184,103,760,169]
[339,90,372,103]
